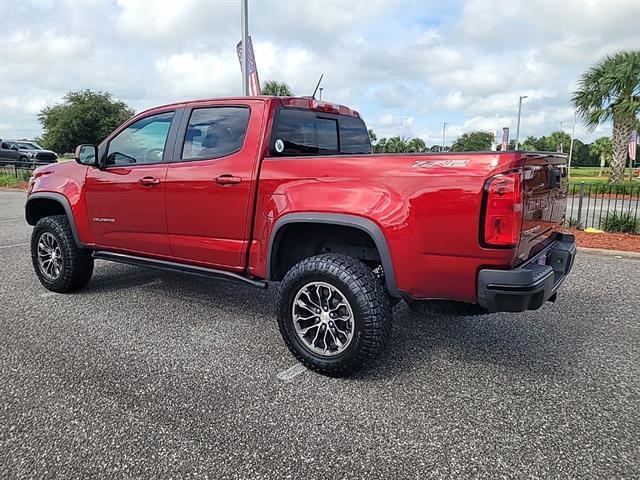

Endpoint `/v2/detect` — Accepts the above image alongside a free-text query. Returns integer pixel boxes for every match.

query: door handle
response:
[214,175,242,185]
[139,176,161,186]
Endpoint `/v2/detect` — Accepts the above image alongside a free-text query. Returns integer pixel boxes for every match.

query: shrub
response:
[0,173,25,187]
[566,217,583,229]
[601,212,638,233]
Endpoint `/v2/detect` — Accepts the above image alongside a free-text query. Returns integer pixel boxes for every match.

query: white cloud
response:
[1,0,637,145]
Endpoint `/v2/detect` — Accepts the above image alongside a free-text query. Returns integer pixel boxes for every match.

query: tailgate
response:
[516,153,568,264]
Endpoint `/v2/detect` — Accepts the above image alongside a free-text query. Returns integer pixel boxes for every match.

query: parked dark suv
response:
[0,139,58,167]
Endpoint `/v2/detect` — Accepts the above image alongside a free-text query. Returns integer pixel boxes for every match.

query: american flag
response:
[236,36,261,96]
[501,127,509,151]
[629,129,637,163]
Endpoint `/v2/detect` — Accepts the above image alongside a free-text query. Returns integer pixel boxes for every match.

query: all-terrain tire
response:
[277,254,392,376]
[31,215,94,293]
[406,299,488,317]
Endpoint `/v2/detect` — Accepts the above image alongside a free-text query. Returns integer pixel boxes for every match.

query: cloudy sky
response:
[1,0,638,145]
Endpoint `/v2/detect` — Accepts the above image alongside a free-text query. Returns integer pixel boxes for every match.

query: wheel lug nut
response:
[316,309,321,314]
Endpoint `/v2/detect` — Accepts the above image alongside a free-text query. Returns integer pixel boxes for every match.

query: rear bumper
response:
[477,233,576,313]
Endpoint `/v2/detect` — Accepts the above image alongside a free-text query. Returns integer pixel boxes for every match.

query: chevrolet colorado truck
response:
[25,96,576,376]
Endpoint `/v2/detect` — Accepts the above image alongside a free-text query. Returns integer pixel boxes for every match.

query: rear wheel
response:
[277,254,392,376]
[31,215,94,293]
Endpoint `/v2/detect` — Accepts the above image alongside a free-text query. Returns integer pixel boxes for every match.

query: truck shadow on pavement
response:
[83,263,586,379]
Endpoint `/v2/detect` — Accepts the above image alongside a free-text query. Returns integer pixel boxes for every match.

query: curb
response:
[578,247,640,259]
[0,187,27,192]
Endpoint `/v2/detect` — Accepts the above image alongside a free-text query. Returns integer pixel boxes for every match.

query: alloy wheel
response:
[37,232,63,280]
[292,281,355,357]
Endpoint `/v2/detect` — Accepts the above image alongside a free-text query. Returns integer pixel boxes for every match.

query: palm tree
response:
[261,80,293,96]
[406,138,427,153]
[368,129,377,146]
[385,136,409,153]
[572,50,640,183]
[590,137,613,177]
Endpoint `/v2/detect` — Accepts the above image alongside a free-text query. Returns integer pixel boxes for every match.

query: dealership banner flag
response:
[501,127,509,151]
[630,130,637,163]
[236,36,261,95]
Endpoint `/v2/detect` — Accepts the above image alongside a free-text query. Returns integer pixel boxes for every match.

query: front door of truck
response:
[85,109,181,256]
[164,100,265,271]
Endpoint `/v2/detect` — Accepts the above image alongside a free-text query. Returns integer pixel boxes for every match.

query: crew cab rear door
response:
[164,99,267,271]
[85,108,182,256]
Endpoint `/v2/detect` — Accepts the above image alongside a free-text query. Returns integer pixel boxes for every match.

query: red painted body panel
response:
[252,152,524,301]
[27,96,564,303]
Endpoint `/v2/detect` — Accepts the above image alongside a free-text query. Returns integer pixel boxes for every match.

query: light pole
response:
[240,0,249,96]
[515,95,527,150]
[442,122,448,152]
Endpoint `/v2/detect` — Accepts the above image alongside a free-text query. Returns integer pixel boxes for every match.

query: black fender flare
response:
[25,192,83,248]
[267,213,399,297]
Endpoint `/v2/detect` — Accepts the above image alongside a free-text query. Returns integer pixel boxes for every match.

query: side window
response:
[270,109,339,156]
[106,111,174,166]
[181,107,250,160]
[340,116,372,154]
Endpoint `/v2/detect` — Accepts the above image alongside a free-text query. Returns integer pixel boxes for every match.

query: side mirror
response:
[75,144,98,166]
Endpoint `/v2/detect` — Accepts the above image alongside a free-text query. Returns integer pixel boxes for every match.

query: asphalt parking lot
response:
[1,189,639,479]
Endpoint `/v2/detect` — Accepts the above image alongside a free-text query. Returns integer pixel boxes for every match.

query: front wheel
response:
[277,254,392,376]
[31,215,94,293]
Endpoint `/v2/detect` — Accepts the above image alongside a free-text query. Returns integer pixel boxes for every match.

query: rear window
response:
[270,108,371,156]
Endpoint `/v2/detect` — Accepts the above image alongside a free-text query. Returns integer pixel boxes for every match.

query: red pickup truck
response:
[25,96,576,375]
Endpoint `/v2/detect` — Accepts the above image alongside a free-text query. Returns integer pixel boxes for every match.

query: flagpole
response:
[441,122,447,152]
[567,111,576,180]
[240,0,249,96]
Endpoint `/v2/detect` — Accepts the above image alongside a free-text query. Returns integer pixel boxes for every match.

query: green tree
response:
[38,90,134,154]
[538,131,572,152]
[572,50,640,183]
[520,136,542,151]
[406,138,427,153]
[451,131,495,152]
[572,140,592,167]
[385,136,410,153]
[368,129,377,146]
[261,80,293,96]
[590,137,613,176]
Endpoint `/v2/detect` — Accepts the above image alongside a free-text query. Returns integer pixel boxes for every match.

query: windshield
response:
[16,142,43,150]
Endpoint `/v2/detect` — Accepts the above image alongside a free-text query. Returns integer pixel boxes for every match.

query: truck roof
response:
[137,96,361,118]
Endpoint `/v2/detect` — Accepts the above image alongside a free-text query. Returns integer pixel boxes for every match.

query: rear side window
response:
[339,115,372,154]
[270,109,371,156]
[182,107,250,160]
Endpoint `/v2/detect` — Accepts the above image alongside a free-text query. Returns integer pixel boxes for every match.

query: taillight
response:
[482,172,522,248]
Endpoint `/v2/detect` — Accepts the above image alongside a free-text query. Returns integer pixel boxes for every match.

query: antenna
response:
[311,74,324,100]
